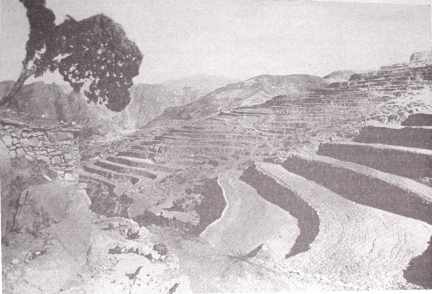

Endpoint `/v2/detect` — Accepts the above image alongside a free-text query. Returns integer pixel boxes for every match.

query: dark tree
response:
[1,0,143,112]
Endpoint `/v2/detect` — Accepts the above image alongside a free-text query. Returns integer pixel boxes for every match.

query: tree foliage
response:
[20,0,56,74]
[54,14,142,111]
[2,0,143,112]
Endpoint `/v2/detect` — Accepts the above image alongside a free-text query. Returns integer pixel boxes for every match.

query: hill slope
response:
[157,74,327,121]
[0,81,70,122]
[0,80,212,131]
[161,74,237,98]
[323,70,356,84]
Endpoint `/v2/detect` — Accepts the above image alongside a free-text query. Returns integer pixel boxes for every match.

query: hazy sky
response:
[0,0,430,84]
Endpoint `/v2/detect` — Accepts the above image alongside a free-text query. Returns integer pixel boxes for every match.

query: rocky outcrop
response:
[2,182,92,294]
[12,182,91,235]
[1,121,187,293]
[2,180,189,294]
[410,50,432,68]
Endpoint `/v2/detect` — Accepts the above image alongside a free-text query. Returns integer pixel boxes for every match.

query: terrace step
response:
[253,162,432,283]
[157,136,253,147]
[78,170,117,190]
[93,159,158,180]
[240,164,319,258]
[167,159,207,167]
[132,140,161,146]
[355,125,432,149]
[161,132,261,141]
[82,163,140,185]
[117,150,155,160]
[318,142,432,179]
[402,113,432,126]
[179,155,228,165]
[282,153,432,224]
[106,156,176,173]
[159,144,247,152]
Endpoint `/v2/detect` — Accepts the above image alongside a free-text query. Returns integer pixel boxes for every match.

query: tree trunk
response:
[0,67,33,108]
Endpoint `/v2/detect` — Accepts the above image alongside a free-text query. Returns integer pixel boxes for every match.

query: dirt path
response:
[240,166,320,258]
[200,170,298,258]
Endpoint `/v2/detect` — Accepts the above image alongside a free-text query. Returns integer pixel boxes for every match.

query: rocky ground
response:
[0,159,191,294]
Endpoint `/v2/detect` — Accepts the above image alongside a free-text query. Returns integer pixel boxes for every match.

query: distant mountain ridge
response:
[0,78,222,132]
[156,74,327,121]
[161,74,238,98]
[125,83,198,129]
[0,73,338,130]
[0,74,234,131]
[4,47,431,135]
[323,71,356,84]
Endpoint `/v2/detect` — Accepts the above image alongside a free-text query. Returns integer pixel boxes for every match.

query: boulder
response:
[3,184,93,294]
[13,182,91,236]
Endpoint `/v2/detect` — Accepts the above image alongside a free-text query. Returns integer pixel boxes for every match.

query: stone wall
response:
[0,117,81,181]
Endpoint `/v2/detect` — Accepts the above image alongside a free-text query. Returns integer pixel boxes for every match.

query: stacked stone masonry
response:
[0,118,81,181]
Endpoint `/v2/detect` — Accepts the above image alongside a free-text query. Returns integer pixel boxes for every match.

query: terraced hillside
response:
[79,86,379,231]
[172,113,432,291]
[79,51,432,291]
[245,113,432,289]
